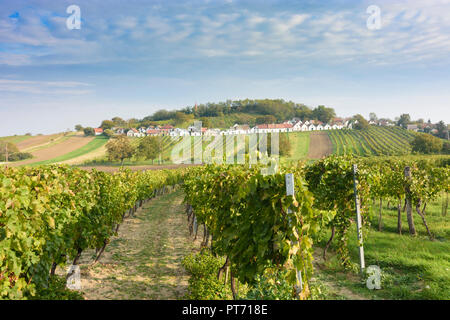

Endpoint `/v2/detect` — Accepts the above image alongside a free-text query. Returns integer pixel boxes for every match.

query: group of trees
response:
[0,141,32,162]
[136,99,337,127]
[411,133,449,154]
[106,135,163,165]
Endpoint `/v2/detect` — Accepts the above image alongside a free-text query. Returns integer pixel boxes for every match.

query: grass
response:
[315,194,450,300]
[328,126,416,156]
[31,135,109,165]
[23,133,73,152]
[284,132,310,162]
[0,135,33,144]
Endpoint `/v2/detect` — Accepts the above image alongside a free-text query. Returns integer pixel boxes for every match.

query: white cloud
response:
[0,79,93,95]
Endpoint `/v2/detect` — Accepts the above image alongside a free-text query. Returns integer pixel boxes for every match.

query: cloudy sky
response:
[0,0,449,135]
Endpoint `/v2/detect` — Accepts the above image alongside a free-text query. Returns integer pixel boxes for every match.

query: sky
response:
[0,0,449,136]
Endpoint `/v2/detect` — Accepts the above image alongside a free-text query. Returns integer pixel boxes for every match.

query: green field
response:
[0,135,33,144]
[316,194,449,300]
[328,126,416,156]
[31,135,109,165]
[284,132,310,162]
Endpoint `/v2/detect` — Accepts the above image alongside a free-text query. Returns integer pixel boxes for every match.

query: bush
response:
[411,133,444,154]
[244,268,295,300]
[182,249,228,300]
[1,152,33,162]
[28,275,84,300]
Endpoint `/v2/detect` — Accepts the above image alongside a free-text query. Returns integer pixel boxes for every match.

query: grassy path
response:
[78,190,197,300]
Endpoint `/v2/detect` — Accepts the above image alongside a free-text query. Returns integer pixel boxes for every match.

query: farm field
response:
[31,135,109,165]
[328,126,416,156]
[7,134,95,166]
[307,131,333,159]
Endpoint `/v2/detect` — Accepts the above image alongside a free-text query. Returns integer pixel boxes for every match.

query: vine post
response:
[352,164,365,275]
[285,173,303,295]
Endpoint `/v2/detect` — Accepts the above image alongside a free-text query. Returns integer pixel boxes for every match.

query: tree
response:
[312,105,336,123]
[174,112,193,125]
[369,113,377,122]
[75,125,83,131]
[100,120,115,130]
[112,117,127,127]
[0,141,19,161]
[103,129,115,137]
[397,114,411,129]
[136,136,159,162]
[353,114,370,130]
[106,136,135,165]
[83,127,95,136]
[256,115,277,124]
[411,133,443,154]
[436,121,448,139]
[278,133,291,157]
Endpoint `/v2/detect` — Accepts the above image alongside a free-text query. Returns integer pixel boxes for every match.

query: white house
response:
[292,120,303,131]
[323,124,331,130]
[308,124,316,131]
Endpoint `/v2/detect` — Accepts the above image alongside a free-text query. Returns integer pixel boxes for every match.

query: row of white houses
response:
[120,119,354,137]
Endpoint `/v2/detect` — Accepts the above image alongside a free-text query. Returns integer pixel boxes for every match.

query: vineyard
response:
[0,154,449,300]
[182,155,449,299]
[0,165,186,299]
[328,126,417,156]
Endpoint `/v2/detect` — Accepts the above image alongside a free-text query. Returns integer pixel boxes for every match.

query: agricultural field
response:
[328,126,417,156]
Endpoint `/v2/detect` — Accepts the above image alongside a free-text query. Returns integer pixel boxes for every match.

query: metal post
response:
[352,164,365,274]
[285,173,303,294]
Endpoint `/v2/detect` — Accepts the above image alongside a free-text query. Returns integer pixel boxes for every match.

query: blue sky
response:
[0,0,449,135]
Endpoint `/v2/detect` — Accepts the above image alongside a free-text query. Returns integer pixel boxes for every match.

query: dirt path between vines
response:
[307,131,333,159]
[77,190,198,300]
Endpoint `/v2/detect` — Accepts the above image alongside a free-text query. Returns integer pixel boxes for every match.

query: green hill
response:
[328,126,417,156]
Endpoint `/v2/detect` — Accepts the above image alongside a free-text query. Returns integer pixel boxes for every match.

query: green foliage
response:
[312,105,336,124]
[244,268,295,300]
[83,127,95,136]
[411,133,444,154]
[100,120,115,130]
[103,129,115,137]
[182,250,228,300]
[353,114,370,130]
[106,136,135,164]
[397,114,411,129]
[30,276,84,300]
[183,164,329,298]
[74,125,83,132]
[136,136,159,160]
[0,165,187,299]
[256,115,277,124]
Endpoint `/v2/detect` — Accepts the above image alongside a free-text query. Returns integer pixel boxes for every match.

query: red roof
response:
[94,128,103,133]
[146,129,160,134]
[160,125,174,130]
[256,123,293,129]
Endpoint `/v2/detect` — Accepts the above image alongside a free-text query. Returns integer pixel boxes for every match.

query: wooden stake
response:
[352,164,365,275]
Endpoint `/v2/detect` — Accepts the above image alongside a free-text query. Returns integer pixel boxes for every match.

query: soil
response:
[72,190,200,300]
[10,135,94,166]
[307,131,333,159]
[78,164,200,172]
[16,133,65,151]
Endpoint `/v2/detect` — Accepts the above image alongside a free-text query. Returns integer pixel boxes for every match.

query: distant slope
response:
[16,133,66,151]
[0,135,33,144]
[9,135,95,166]
[328,126,416,156]
[33,135,109,165]
[307,131,332,159]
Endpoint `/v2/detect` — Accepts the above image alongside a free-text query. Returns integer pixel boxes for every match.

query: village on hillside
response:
[94,117,365,138]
